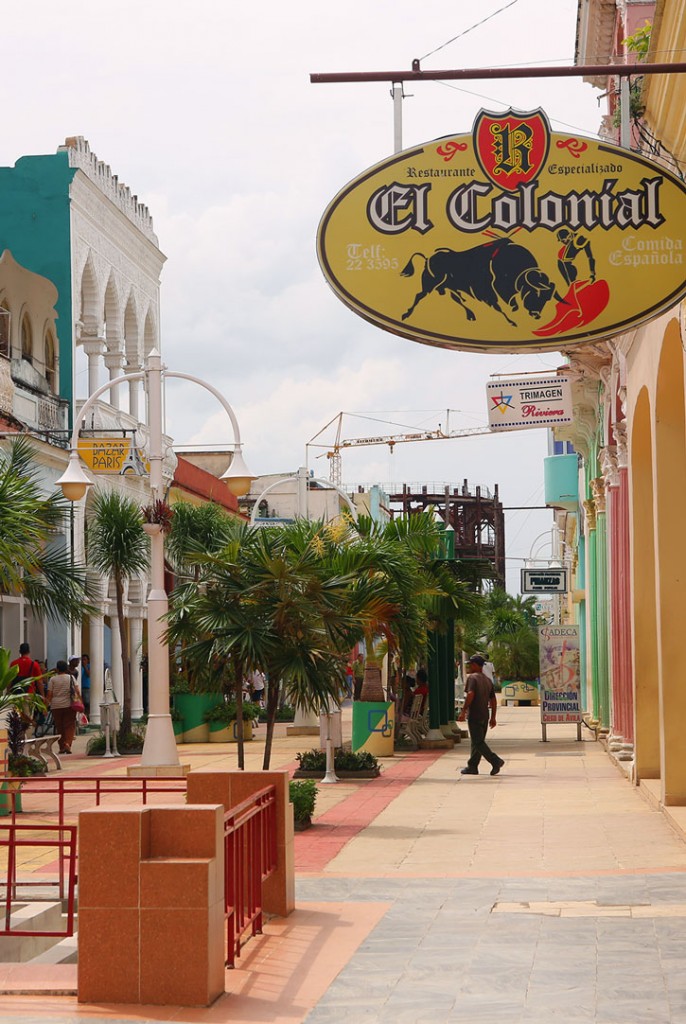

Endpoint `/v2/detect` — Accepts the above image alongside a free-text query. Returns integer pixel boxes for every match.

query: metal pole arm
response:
[68,371,145,450]
[165,371,242,447]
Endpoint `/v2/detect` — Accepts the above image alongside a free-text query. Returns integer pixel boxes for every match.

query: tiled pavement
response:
[2,706,686,1023]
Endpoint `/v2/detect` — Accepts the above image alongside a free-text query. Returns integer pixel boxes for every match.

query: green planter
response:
[352,701,394,757]
[500,680,540,707]
[173,693,222,743]
[209,720,253,743]
[172,718,185,744]
[0,779,23,816]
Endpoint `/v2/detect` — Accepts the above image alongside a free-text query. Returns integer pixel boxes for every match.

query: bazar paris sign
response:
[316,108,686,352]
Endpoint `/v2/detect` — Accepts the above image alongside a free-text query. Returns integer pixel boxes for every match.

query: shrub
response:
[289,779,317,824]
[334,749,380,772]
[86,727,146,756]
[8,753,46,777]
[259,704,295,723]
[295,748,380,773]
[170,676,191,695]
[204,700,260,724]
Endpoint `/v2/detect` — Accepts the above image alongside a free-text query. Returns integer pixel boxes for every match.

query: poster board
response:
[538,624,582,741]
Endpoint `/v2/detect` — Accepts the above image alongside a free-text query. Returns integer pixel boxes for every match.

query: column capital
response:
[614,420,628,470]
[583,497,597,530]
[600,445,619,490]
[82,338,105,357]
[591,476,606,514]
[103,351,124,373]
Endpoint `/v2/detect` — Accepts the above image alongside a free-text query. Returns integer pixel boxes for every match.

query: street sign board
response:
[77,437,148,476]
[539,624,582,726]
[487,375,572,430]
[317,107,686,353]
[521,568,568,593]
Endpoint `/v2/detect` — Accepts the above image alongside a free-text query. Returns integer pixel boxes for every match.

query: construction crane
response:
[308,411,493,486]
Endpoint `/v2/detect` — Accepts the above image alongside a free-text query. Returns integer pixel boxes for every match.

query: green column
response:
[427,630,441,732]
[446,621,456,724]
[576,535,588,712]
[593,481,611,729]
[584,496,600,721]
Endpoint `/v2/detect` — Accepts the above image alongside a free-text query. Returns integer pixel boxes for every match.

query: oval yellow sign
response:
[317,108,686,352]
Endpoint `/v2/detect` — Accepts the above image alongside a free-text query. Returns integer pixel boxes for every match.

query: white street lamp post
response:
[56,349,255,770]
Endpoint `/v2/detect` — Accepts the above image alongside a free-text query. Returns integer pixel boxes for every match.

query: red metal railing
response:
[0,823,77,938]
[224,785,277,966]
[0,774,187,899]
[0,774,188,827]
[0,776,279,961]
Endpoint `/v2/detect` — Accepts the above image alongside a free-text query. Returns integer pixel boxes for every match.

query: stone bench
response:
[24,735,62,771]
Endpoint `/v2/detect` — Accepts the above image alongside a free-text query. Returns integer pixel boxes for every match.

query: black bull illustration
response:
[400,238,565,327]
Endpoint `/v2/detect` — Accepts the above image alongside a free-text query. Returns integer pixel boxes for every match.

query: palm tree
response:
[349,513,474,700]
[166,501,236,580]
[87,490,150,734]
[165,501,237,695]
[0,437,92,622]
[166,513,479,768]
[479,588,542,682]
[166,517,364,770]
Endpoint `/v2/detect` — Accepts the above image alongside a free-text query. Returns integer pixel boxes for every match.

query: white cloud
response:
[2,0,600,593]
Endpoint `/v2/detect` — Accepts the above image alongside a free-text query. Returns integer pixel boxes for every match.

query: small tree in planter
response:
[141,499,174,535]
[204,699,259,742]
[6,710,46,777]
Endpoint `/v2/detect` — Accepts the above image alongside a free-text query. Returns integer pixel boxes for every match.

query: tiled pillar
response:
[78,803,225,1006]
[186,770,295,919]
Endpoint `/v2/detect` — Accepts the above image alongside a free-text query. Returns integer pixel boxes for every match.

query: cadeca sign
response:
[317,108,686,352]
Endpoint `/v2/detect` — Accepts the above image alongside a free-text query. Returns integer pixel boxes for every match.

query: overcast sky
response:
[6,0,604,591]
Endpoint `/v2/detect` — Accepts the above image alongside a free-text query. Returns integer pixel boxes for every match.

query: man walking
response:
[457,654,504,776]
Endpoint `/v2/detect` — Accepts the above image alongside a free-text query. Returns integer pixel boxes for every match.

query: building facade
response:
[0,137,168,722]
[551,0,686,810]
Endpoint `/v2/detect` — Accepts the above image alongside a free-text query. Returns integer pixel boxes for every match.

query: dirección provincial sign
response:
[317,108,686,352]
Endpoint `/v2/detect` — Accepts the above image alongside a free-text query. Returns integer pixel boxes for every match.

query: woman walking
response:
[47,659,80,754]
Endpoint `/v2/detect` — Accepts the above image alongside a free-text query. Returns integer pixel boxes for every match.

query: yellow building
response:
[568,0,686,808]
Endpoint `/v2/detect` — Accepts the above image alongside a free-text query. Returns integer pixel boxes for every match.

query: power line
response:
[418,0,520,63]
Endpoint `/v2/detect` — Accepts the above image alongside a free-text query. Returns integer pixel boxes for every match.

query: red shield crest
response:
[474,108,551,192]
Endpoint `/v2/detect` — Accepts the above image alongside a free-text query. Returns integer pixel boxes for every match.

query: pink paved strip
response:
[294,750,445,871]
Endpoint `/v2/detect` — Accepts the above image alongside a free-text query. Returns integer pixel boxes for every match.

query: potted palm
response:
[141,499,174,536]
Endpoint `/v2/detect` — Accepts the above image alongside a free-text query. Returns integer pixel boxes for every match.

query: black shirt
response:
[466,671,495,723]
